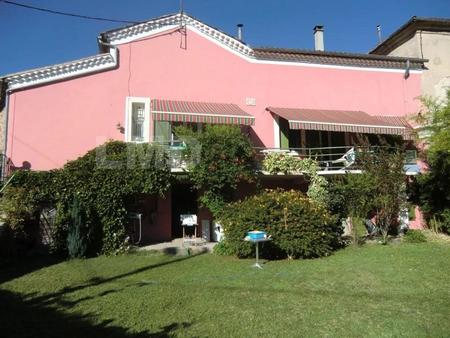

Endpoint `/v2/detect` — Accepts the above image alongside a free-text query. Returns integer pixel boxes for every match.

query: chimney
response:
[376,25,382,44]
[237,24,243,41]
[313,25,324,51]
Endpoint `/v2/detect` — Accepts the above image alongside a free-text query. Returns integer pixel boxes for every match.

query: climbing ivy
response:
[1,141,172,255]
[262,152,328,204]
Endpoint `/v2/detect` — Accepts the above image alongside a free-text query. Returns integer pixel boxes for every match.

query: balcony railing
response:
[254,146,418,174]
[153,142,418,175]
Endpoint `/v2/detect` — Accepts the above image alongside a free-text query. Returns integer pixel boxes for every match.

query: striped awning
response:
[151,99,254,125]
[267,107,412,139]
[372,115,414,140]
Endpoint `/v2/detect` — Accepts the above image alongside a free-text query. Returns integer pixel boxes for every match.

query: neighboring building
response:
[0,13,426,241]
[371,16,450,101]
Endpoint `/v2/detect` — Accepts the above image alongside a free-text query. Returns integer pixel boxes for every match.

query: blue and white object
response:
[247,230,266,240]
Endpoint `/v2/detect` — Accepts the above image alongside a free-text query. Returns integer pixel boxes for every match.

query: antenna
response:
[179,0,184,14]
[376,25,382,44]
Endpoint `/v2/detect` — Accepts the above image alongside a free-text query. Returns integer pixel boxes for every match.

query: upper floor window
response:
[125,97,150,142]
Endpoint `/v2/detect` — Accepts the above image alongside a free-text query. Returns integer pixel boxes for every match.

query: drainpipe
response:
[2,86,10,179]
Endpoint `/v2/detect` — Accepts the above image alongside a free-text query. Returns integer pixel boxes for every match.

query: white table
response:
[244,237,272,269]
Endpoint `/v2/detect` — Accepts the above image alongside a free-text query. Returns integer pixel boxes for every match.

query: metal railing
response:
[151,142,418,174]
[254,146,418,173]
[254,145,357,171]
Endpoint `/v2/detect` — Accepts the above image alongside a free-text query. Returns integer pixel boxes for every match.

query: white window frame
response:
[125,97,150,143]
[273,115,281,148]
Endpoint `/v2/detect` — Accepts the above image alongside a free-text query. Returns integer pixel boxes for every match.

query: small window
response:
[126,97,150,142]
[131,102,145,142]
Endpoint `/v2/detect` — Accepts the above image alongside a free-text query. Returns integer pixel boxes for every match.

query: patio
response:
[139,238,217,255]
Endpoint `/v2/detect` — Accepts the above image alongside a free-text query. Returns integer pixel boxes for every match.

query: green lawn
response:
[1,242,449,337]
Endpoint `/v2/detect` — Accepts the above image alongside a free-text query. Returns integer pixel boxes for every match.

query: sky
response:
[1,0,450,75]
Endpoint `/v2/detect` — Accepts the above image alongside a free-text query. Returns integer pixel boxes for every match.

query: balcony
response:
[161,142,419,175]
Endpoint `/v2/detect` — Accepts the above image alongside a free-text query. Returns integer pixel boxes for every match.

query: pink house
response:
[0,13,426,242]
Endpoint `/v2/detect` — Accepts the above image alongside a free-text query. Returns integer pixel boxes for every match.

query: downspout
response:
[1,83,10,180]
[2,90,9,156]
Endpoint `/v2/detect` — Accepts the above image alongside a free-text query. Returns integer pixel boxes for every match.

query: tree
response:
[174,125,257,216]
[67,195,89,258]
[410,90,450,233]
[328,147,406,244]
[416,90,450,158]
[361,149,406,243]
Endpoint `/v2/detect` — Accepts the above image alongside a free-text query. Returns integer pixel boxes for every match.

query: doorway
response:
[171,183,198,238]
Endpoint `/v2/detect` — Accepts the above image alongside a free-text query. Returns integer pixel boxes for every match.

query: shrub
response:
[439,209,450,234]
[67,196,89,258]
[217,189,342,259]
[403,230,427,243]
[175,125,257,215]
[0,187,38,236]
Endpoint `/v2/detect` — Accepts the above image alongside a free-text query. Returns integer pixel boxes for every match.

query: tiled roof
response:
[102,13,254,57]
[1,13,427,93]
[3,51,117,91]
[254,47,425,70]
[370,16,450,55]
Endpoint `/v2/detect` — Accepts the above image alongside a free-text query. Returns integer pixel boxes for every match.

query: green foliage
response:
[416,90,450,158]
[410,152,450,233]
[175,125,257,215]
[327,174,374,221]
[328,147,406,244]
[0,170,55,252]
[403,230,427,243]
[262,153,328,205]
[212,240,234,256]
[427,210,450,235]
[410,92,450,233]
[0,187,38,235]
[1,141,172,255]
[0,171,56,233]
[67,196,89,258]
[217,189,342,259]
[262,152,302,174]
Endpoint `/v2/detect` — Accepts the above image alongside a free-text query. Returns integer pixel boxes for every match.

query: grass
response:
[1,241,449,337]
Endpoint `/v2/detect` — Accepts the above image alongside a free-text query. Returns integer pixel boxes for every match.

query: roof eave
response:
[370,16,450,55]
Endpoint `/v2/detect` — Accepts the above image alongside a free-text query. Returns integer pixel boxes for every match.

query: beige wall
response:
[388,31,450,101]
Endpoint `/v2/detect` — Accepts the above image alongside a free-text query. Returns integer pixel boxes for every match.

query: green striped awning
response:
[151,99,254,125]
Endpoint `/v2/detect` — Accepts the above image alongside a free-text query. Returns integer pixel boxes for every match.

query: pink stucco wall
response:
[7,27,422,170]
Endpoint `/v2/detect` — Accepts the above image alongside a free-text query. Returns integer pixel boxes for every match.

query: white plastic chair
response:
[327,147,356,170]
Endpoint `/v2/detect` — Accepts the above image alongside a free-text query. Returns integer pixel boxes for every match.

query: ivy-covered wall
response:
[0,141,172,255]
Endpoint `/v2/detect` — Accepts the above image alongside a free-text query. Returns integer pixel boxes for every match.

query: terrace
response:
[165,143,419,175]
